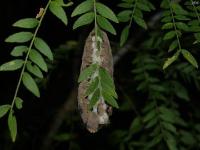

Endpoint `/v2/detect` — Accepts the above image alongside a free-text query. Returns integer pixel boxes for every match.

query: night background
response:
[0,0,200,150]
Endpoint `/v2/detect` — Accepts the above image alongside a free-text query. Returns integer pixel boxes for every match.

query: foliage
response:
[117,0,155,46]
[161,0,198,69]
[0,0,72,142]
[0,0,200,150]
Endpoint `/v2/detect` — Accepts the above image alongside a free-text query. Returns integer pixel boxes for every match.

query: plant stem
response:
[10,0,52,111]
[191,0,200,23]
[168,0,182,52]
[93,0,98,45]
[93,0,102,107]
[153,97,168,144]
[129,0,138,28]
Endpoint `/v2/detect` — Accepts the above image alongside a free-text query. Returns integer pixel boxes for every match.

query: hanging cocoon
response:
[78,30,114,133]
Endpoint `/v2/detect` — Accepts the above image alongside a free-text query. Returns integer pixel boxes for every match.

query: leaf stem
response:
[191,0,200,23]
[153,98,168,144]
[168,0,182,52]
[93,0,102,107]
[129,0,138,28]
[93,0,98,46]
[10,0,52,111]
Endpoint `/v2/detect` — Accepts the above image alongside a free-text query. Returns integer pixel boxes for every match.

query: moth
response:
[78,30,113,133]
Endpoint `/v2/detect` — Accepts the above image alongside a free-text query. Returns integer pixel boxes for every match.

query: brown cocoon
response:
[78,30,113,133]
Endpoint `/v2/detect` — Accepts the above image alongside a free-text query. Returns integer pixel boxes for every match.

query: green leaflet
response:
[188,20,199,26]
[0,105,10,118]
[143,101,156,113]
[162,23,173,29]
[85,77,99,96]
[159,106,176,123]
[97,15,116,35]
[78,64,97,82]
[194,33,200,42]
[99,67,115,89]
[117,10,132,22]
[101,81,118,99]
[49,1,68,25]
[55,0,73,7]
[118,3,134,9]
[162,10,170,17]
[89,89,100,109]
[83,66,118,109]
[180,130,196,146]
[145,117,158,129]
[8,112,17,142]
[174,15,190,21]
[10,46,28,57]
[13,18,39,29]
[120,26,129,46]
[162,122,177,134]
[137,2,151,12]
[5,32,33,43]
[99,67,118,107]
[189,26,200,33]
[53,133,75,141]
[22,72,40,97]
[161,16,172,22]
[163,51,180,70]
[173,81,190,101]
[145,135,162,148]
[0,59,24,71]
[34,37,53,61]
[160,0,169,9]
[143,109,156,123]
[171,3,188,15]
[168,40,178,52]
[26,61,43,78]
[145,0,155,10]
[150,84,166,92]
[181,49,198,68]
[73,12,94,29]
[96,2,119,23]
[163,31,176,40]
[176,22,189,31]
[165,132,178,150]
[71,0,93,17]
[15,97,23,110]
[135,8,143,18]
[102,91,119,108]
[133,16,147,29]
[129,117,143,134]
[29,49,48,72]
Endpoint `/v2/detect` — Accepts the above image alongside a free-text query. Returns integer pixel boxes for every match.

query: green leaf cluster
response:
[161,0,198,69]
[0,0,69,141]
[131,31,200,150]
[71,0,118,35]
[185,0,200,35]
[78,64,118,109]
[2,18,53,98]
[117,0,155,46]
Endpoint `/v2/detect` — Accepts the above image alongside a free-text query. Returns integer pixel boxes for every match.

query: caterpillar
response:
[78,30,113,133]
